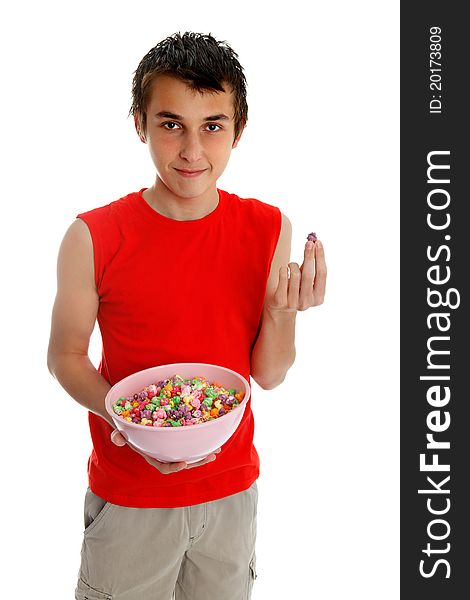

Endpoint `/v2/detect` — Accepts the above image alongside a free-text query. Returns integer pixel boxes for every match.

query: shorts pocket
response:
[83,488,115,536]
[75,575,112,599]
[247,554,257,598]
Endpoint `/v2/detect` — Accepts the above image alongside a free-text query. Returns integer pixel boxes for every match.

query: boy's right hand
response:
[110,429,221,474]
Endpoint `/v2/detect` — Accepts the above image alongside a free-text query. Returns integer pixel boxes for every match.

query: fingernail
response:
[306,241,314,250]
[316,240,322,248]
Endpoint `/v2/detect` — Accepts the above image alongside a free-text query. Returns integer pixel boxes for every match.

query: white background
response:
[1,1,399,598]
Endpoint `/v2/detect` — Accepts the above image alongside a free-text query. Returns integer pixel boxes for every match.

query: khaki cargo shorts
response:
[75,481,258,600]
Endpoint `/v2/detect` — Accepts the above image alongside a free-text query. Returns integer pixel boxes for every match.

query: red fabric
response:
[76,187,281,507]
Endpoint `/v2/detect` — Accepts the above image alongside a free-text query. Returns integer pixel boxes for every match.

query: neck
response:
[144,178,219,221]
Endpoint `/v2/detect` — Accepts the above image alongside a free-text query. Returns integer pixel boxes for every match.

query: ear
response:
[134,113,146,143]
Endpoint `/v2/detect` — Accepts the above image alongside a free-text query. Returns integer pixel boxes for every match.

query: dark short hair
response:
[129,31,248,142]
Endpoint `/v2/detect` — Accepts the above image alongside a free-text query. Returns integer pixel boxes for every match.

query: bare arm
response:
[250,213,296,389]
[47,218,114,426]
[251,214,327,390]
[47,219,219,473]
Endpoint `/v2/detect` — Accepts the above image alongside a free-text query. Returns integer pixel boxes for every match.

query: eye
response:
[162,121,180,130]
[206,123,222,132]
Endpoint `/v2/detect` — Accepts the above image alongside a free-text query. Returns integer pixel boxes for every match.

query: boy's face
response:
[135,74,242,200]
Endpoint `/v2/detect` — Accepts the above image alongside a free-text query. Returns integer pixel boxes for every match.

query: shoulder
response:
[56,219,95,289]
[63,218,93,249]
[223,189,282,227]
[75,193,135,244]
[280,212,292,234]
[224,190,291,255]
[276,212,292,256]
[76,191,135,224]
[76,200,115,225]
[235,193,279,216]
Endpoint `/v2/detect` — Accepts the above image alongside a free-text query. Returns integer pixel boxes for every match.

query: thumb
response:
[110,429,128,446]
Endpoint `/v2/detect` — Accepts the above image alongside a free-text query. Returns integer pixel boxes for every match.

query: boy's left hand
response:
[267,240,327,313]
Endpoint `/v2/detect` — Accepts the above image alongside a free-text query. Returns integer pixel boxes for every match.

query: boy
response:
[47,31,326,600]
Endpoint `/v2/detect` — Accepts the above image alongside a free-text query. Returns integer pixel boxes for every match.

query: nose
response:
[179,130,204,163]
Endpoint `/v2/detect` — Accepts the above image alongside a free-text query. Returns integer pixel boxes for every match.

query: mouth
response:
[174,168,207,178]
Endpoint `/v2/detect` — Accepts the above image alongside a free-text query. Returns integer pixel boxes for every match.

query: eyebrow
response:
[154,111,230,121]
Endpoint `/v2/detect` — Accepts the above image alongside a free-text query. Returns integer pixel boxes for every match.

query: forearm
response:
[250,306,297,390]
[48,353,113,427]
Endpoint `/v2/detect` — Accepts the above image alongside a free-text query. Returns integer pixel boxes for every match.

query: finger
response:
[287,262,301,308]
[272,266,289,308]
[313,240,327,304]
[299,242,315,309]
[302,241,315,276]
[110,429,127,446]
[165,448,221,471]
[185,453,217,469]
[143,454,187,474]
[167,461,188,473]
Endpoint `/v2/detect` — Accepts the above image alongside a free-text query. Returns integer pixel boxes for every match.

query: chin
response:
[170,183,210,199]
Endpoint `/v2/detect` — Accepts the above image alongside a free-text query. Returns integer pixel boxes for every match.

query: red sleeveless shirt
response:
[76,187,281,508]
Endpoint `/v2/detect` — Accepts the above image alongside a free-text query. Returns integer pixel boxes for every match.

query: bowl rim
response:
[105,362,251,432]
